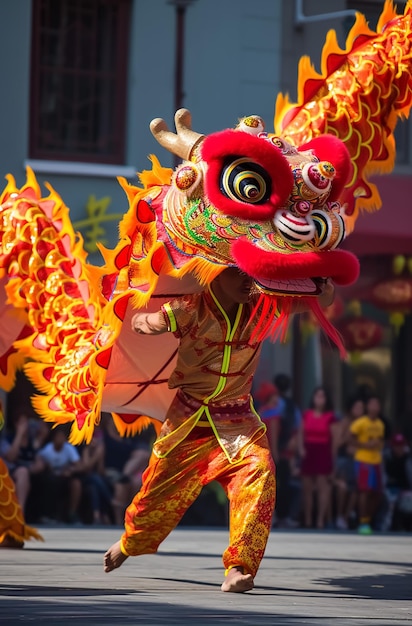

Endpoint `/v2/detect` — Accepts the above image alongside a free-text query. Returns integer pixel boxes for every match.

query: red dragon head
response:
[148,109,359,300]
[98,108,359,356]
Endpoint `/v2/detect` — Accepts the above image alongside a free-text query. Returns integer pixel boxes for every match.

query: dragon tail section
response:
[275,0,412,229]
[0,458,43,546]
[0,166,176,443]
[0,168,110,443]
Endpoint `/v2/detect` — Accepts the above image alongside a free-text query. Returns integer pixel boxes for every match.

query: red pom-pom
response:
[299,135,352,202]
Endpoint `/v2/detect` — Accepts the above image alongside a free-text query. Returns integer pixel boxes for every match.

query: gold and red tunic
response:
[156,285,266,462]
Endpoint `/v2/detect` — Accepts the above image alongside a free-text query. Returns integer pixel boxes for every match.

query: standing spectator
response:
[101,415,152,525]
[33,425,83,523]
[356,384,392,442]
[350,395,385,535]
[299,386,339,529]
[254,382,284,527]
[334,396,365,530]
[383,433,412,531]
[119,442,153,499]
[254,382,284,463]
[273,373,302,527]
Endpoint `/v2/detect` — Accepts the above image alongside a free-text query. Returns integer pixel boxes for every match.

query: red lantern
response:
[370,277,412,312]
[369,277,412,332]
[337,315,383,352]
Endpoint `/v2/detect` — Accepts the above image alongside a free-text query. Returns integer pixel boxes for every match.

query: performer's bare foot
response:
[103,540,129,573]
[221,566,254,592]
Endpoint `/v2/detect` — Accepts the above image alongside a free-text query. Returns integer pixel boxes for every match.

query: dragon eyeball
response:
[219,158,271,204]
[311,210,346,249]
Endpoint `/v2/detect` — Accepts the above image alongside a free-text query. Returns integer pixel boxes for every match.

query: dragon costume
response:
[0,0,410,447]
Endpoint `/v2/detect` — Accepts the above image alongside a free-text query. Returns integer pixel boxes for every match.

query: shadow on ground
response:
[1,578,411,626]
[316,571,412,601]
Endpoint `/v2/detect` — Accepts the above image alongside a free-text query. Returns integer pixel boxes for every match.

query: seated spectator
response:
[120,445,153,496]
[32,425,83,524]
[0,412,49,516]
[80,427,113,525]
[383,433,412,531]
[101,414,154,525]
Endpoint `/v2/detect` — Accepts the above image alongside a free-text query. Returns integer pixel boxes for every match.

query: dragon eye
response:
[202,129,294,220]
[220,158,271,204]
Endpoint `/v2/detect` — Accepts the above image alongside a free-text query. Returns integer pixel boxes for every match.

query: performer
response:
[0,403,43,549]
[104,268,334,592]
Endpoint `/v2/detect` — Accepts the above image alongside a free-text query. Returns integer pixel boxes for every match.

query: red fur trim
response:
[306,297,347,358]
[299,135,352,202]
[248,294,279,342]
[248,294,347,358]
[202,129,293,221]
[246,294,294,344]
[232,238,360,286]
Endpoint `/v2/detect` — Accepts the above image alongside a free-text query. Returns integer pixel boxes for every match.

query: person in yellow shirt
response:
[350,395,385,535]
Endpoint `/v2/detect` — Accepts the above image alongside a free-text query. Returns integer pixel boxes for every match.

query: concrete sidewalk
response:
[0,527,411,625]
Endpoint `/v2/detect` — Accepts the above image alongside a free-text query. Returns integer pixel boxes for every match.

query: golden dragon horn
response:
[150,108,205,161]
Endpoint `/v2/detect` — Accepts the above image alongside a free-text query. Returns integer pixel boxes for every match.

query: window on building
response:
[29,0,131,164]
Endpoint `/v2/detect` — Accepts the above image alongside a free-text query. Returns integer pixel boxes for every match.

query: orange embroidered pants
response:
[121,426,276,578]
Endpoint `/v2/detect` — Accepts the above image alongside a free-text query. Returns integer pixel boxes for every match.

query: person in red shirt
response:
[299,386,339,529]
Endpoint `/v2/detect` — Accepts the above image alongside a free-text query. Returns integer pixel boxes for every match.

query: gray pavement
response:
[0,526,411,625]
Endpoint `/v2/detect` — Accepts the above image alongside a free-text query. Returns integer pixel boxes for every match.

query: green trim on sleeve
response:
[163,302,177,333]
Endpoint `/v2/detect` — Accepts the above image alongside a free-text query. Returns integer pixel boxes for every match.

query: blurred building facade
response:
[0,0,411,432]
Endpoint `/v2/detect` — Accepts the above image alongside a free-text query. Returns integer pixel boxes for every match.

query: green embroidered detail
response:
[184,199,269,250]
[183,199,220,246]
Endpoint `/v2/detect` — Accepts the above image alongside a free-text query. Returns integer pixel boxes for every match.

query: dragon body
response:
[276,0,412,228]
[0,0,410,443]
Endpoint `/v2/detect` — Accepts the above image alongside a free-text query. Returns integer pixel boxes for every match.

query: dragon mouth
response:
[254,276,323,296]
[232,238,359,296]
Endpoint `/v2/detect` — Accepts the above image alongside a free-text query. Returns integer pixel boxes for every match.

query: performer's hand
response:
[131,311,168,335]
[318,278,335,308]
[132,313,148,334]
